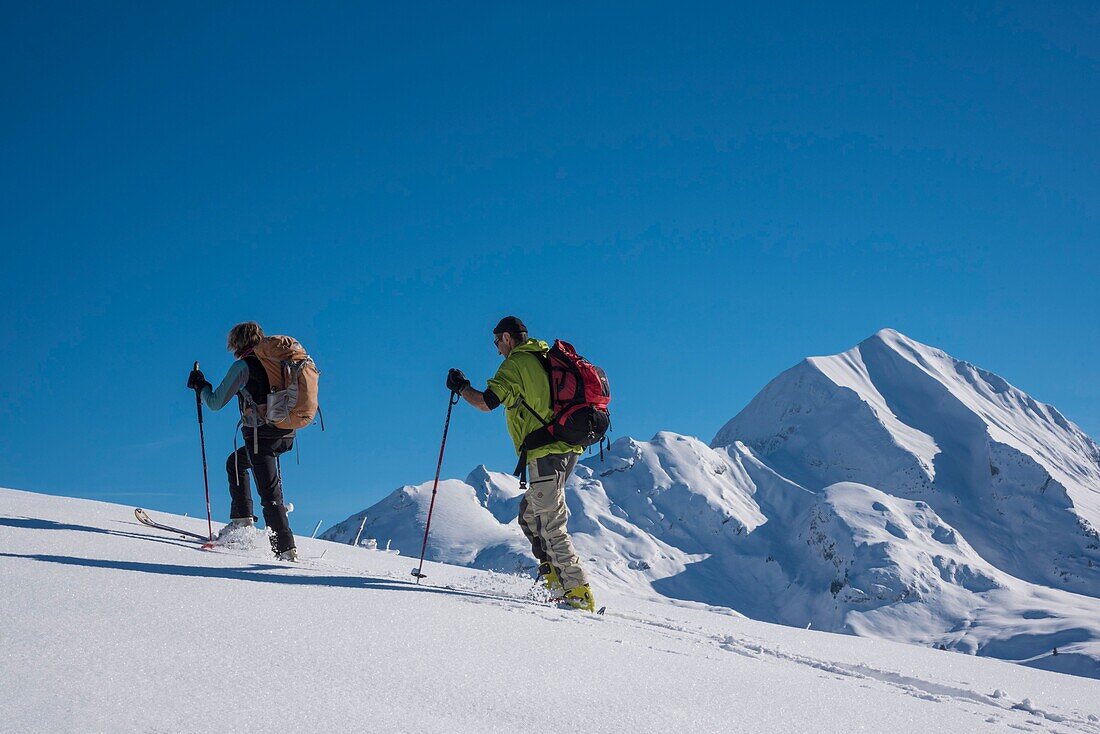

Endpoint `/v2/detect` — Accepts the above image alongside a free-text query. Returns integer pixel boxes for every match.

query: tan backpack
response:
[241,335,321,430]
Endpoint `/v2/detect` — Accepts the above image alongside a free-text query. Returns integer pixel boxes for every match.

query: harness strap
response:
[233,418,243,477]
[512,397,556,484]
[514,449,529,488]
[513,425,556,480]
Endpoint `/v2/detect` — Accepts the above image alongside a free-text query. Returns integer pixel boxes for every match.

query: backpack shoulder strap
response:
[519,398,552,428]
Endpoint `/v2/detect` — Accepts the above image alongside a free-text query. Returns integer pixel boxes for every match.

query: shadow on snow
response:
[0,549,549,609]
[0,515,199,550]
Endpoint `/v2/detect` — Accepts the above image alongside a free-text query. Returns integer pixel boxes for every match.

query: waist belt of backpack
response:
[513,399,555,486]
[237,388,263,454]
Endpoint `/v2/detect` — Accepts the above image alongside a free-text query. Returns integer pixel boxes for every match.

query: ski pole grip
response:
[193,361,204,424]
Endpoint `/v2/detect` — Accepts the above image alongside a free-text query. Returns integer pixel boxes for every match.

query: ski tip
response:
[597,606,606,616]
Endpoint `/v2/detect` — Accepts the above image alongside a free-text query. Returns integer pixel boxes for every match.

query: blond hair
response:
[227,321,265,358]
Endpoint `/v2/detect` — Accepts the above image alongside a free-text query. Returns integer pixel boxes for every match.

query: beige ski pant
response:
[518,452,588,590]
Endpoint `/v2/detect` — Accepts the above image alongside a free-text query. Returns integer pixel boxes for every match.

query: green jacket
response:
[486,338,583,461]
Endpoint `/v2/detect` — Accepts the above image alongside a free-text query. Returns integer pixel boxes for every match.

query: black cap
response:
[493,316,527,336]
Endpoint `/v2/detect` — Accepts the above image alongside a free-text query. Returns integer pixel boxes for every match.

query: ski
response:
[436,582,606,615]
[134,508,211,542]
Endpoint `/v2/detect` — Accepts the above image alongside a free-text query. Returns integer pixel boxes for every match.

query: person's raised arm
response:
[447,368,501,413]
[202,359,249,411]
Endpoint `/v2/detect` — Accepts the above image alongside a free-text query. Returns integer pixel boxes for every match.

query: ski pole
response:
[193,361,214,541]
[412,389,461,583]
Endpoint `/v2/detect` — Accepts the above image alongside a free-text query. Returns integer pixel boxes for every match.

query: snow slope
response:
[325,330,1100,680]
[4,487,1100,733]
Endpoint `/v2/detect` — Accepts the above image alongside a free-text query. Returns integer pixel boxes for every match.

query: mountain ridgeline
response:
[323,329,1100,678]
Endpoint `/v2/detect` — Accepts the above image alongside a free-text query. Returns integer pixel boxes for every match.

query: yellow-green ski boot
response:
[563,583,597,612]
[538,561,563,594]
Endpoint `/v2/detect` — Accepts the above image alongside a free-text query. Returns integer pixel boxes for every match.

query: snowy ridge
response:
[327,330,1100,679]
[4,487,1100,732]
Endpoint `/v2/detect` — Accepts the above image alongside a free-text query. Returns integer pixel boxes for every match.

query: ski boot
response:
[275,547,299,562]
[216,516,255,540]
[563,584,597,613]
[537,561,563,594]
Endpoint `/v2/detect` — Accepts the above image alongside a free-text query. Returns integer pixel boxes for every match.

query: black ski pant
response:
[226,435,295,553]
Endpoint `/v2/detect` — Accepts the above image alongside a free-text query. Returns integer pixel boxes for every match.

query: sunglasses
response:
[493,333,505,346]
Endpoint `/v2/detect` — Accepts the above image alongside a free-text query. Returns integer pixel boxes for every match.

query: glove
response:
[446,368,471,393]
[187,368,211,392]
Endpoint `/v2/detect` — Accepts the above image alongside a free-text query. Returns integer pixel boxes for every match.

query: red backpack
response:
[516,340,611,480]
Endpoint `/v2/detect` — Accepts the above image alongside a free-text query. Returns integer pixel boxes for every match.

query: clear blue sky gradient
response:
[2,3,1097,535]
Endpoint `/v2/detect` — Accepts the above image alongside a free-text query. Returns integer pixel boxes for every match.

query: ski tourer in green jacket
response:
[446,316,595,612]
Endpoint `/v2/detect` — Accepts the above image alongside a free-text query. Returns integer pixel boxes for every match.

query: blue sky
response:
[2,2,1097,536]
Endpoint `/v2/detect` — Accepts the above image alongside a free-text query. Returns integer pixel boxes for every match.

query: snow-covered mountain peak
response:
[805,329,1099,490]
[861,325,935,352]
[714,330,1100,597]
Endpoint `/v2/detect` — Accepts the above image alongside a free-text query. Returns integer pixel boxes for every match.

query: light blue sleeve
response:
[200,360,249,411]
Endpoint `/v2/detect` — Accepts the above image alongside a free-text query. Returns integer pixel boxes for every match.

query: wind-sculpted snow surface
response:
[327,330,1100,679]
